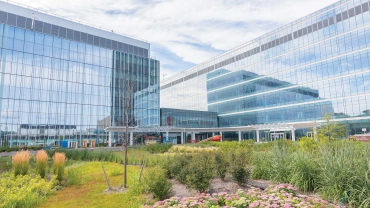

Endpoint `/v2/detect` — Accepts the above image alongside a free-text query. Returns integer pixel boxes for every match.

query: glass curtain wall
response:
[0,23,159,147]
[161,0,370,135]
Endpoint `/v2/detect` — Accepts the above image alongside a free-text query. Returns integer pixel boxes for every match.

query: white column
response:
[181,131,184,144]
[130,132,133,146]
[238,131,241,142]
[220,131,223,142]
[313,127,317,136]
[108,132,112,147]
[191,132,195,143]
[291,128,296,141]
[212,132,215,136]
[256,130,260,143]
[166,132,169,144]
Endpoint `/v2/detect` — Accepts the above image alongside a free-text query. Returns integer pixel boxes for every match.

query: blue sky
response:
[14,0,338,80]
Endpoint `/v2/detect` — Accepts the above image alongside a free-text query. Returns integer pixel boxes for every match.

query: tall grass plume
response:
[12,150,30,176]
[35,150,48,178]
[53,152,66,183]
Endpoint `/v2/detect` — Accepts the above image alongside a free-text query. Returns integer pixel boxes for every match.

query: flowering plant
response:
[146,184,339,208]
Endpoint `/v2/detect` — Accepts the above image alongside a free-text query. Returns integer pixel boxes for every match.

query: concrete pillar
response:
[181,131,184,144]
[220,131,223,142]
[291,128,296,141]
[130,131,133,146]
[238,131,241,142]
[212,132,215,136]
[256,130,260,143]
[108,131,112,147]
[313,127,317,135]
[191,132,195,143]
[166,132,169,144]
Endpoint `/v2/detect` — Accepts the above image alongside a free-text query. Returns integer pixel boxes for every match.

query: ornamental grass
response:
[35,150,49,178]
[53,152,66,183]
[12,150,31,176]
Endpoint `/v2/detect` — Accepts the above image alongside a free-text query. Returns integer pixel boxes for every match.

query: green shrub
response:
[157,155,173,178]
[214,141,239,151]
[214,150,229,180]
[170,154,192,181]
[239,139,254,149]
[143,167,172,200]
[289,151,320,192]
[186,152,214,192]
[0,173,56,208]
[230,149,250,185]
[299,137,318,152]
[143,144,172,154]
[231,166,250,185]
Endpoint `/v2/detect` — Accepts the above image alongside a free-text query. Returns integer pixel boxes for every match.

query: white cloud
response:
[13,0,338,75]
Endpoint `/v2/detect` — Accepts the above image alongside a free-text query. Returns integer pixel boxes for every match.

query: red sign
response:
[167,116,174,126]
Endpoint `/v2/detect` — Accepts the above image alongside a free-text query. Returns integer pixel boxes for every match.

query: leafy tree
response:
[316,113,346,142]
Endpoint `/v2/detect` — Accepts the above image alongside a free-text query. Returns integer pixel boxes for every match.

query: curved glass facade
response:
[161,0,370,138]
[0,4,159,147]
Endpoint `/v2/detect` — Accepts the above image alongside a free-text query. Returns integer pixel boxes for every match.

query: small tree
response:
[119,80,146,188]
[316,113,346,142]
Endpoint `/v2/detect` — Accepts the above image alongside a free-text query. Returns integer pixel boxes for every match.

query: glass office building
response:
[161,0,370,140]
[0,1,160,147]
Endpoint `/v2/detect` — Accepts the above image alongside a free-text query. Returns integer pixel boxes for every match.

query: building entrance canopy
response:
[104,121,320,135]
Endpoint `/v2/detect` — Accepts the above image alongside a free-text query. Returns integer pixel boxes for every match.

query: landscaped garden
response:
[0,116,369,207]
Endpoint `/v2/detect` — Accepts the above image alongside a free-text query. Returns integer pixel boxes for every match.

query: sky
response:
[12,0,338,80]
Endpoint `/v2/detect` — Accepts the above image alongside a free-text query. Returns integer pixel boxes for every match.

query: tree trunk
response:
[124,115,128,188]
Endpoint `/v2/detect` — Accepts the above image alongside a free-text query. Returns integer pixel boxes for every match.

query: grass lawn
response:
[38,161,150,208]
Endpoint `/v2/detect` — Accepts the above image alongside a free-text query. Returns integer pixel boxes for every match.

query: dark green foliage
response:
[214,150,229,180]
[157,155,173,178]
[231,166,250,185]
[0,146,42,153]
[46,149,122,163]
[230,149,250,185]
[143,144,172,154]
[185,152,214,192]
[169,154,192,181]
[144,167,172,200]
